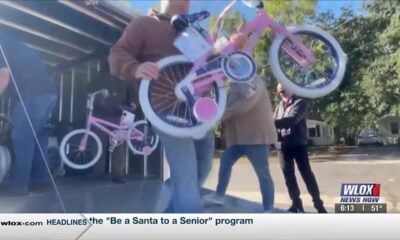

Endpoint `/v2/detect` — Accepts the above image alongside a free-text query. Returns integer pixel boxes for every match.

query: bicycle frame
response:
[176,3,316,97]
[78,95,145,151]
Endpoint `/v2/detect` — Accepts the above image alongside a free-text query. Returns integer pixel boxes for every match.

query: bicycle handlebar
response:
[242,0,263,9]
[86,89,109,110]
[89,89,109,98]
[171,11,210,33]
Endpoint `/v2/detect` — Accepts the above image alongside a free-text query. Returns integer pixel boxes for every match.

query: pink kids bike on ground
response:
[60,89,159,170]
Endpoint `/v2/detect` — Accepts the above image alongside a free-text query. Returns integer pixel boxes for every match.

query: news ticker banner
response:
[0,214,399,240]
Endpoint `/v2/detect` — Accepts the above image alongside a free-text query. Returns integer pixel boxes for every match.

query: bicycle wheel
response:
[270,25,347,98]
[59,129,102,170]
[0,145,10,183]
[127,120,159,156]
[139,55,227,139]
[4,145,10,177]
[222,51,256,83]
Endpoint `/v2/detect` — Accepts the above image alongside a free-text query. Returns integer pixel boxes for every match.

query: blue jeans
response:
[153,128,214,213]
[216,145,275,211]
[7,94,57,192]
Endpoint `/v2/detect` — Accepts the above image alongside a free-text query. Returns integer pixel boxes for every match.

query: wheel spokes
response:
[279,32,338,89]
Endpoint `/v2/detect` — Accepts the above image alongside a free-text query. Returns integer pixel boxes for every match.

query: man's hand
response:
[130,102,137,110]
[230,21,248,50]
[134,62,160,80]
[230,32,247,50]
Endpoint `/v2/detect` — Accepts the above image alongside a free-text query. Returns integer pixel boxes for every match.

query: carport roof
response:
[0,0,139,72]
[377,115,400,122]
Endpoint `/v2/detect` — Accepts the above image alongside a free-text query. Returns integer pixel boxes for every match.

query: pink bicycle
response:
[139,0,347,139]
[60,90,159,170]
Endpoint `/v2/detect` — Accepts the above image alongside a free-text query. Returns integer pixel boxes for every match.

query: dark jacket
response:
[85,73,137,121]
[274,96,308,147]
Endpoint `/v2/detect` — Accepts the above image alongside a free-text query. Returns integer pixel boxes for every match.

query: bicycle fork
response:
[177,69,223,124]
[78,131,90,151]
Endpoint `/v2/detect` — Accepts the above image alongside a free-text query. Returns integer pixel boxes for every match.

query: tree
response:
[308,1,400,142]
[208,11,245,37]
[360,1,400,117]
[261,0,318,24]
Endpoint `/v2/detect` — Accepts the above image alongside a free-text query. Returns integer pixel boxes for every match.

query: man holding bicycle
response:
[204,76,277,212]
[109,0,247,213]
[109,0,214,213]
[109,0,248,212]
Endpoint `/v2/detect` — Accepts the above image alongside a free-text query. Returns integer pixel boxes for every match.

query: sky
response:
[316,0,364,16]
[129,0,364,18]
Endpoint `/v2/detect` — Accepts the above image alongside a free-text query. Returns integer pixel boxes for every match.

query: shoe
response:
[316,206,328,213]
[287,204,305,213]
[203,192,225,205]
[112,176,126,184]
[314,200,328,213]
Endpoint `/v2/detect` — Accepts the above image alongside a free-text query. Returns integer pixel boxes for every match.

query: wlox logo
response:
[340,183,381,203]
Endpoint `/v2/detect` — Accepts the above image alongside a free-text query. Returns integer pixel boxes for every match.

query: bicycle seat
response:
[171,10,210,32]
[120,105,136,113]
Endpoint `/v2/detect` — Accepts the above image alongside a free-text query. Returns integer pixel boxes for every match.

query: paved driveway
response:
[204,145,400,213]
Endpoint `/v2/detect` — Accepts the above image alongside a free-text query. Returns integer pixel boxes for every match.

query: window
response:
[316,125,321,137]
[309,128,316,137]
[391,122,399,135]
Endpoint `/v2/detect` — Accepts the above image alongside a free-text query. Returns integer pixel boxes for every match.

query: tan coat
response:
[222,76,278,147]
[108,13,180,80]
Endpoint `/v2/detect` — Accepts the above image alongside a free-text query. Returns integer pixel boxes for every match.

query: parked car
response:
[357,131,383,146]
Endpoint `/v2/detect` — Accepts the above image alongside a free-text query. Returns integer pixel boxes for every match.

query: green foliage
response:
[208,11,245,37]
[310,0,400,139]
[261,0,318,24]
